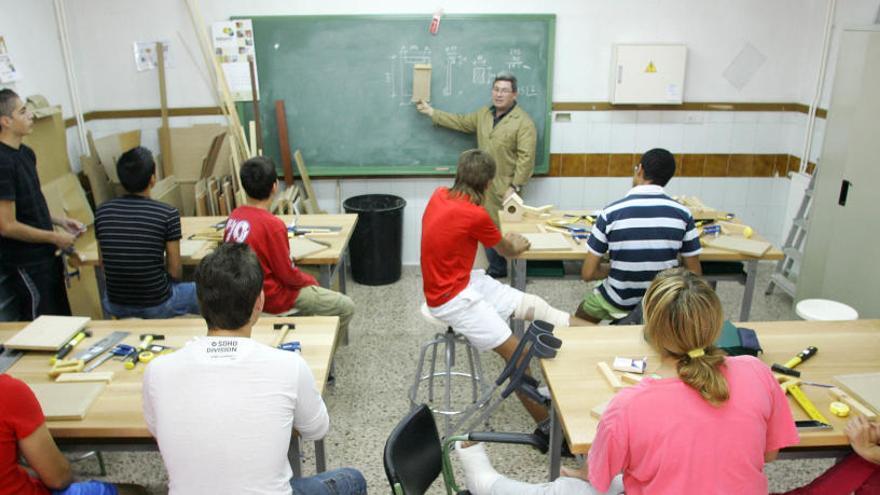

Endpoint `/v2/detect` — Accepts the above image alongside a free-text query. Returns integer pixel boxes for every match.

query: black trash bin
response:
[343,194,406,286]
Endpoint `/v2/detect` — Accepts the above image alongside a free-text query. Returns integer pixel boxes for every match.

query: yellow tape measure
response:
[787,383,831,424]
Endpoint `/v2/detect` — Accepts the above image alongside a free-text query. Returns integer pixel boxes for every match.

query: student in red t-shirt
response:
[224,157,354,334]
[0,374,137,495]
[421,149,590,428]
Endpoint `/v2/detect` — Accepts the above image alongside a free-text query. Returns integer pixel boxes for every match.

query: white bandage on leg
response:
[455,442,502,495]
[514,294,571,328]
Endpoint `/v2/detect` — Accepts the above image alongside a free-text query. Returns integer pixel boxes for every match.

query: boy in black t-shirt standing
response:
[0,89,82,320]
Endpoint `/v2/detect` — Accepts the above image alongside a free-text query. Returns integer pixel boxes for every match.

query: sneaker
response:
[533,420,575,458]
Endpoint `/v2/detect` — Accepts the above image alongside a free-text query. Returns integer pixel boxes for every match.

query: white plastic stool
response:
[795,299,859,321]
[409,303,486,437]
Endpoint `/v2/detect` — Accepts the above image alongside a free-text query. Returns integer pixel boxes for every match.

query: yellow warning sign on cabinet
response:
[645,61,657,73]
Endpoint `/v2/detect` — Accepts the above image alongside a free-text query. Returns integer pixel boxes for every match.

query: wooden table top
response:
[0,316,339,439]
[501,211,784,262]
[74,213,358,266]
[540,319,880,455]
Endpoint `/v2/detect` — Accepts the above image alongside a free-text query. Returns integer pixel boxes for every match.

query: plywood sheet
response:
[703,235,770,257]
[151,176,184,212]
[56,372,114,383]
[22,107,70,184]
[93,130,141,183]
[4,316,90,351]
[80,154,115,207]
[29,382,105,420]
[834,373,880,414]
[290,236,328,260]
[41,173,95,226]
[180,240,210,258]
[522,233,572,251]
[168,124,231,181]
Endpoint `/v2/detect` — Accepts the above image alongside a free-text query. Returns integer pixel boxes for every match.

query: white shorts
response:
[428,270,525,352]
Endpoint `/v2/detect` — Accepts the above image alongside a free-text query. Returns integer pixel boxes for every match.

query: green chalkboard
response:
[238,14,555,176]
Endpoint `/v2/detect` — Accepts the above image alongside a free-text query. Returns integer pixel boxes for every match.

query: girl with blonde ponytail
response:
[641,268,729,405]
[456,268,801,495]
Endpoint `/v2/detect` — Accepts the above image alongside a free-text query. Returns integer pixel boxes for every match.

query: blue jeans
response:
[485,246,508,277]
[52,481,117,495]
[291,467,367,495]
[103,282,200,319]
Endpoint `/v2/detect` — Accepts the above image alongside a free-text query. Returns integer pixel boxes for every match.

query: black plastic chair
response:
[384,404,545,495]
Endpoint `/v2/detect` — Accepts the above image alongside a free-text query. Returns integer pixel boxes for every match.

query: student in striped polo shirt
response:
[95,147,200,319]
[576,148,702,323]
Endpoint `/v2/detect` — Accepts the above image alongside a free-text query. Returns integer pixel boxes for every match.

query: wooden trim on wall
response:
[63,101,827,129]
[547,153,815,178]
[551,101,827,117]
[64,106,223,128]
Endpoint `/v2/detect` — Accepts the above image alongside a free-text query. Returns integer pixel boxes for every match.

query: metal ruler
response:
[787,383,831,425]
[0,347,24,373]
[73,331,130,364]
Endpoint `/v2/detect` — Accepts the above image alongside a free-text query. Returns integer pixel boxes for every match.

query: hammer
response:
[125,334,165,370]
[52,330,93,363]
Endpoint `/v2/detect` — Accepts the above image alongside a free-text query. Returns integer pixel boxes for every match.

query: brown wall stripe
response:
[551,101,827,116]
[548,153,814,178]
[63,102,827,128]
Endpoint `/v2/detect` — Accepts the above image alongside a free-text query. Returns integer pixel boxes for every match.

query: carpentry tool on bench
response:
[75,331,130,366]
[781,379,832,429]
[272,323,296,347]
[125,334,165,370]
[50,330,92,364]
[0,345,24,373]
[85,344,137,372]
[772,345,817,378]
[49,331,131,377]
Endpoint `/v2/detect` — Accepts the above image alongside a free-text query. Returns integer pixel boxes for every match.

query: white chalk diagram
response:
[386,45,432,105]
[384,45,539,104]
[442,46,467,96]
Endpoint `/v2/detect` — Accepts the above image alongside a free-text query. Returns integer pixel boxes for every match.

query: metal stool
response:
[796,299,859,321]
[409,303,486,437]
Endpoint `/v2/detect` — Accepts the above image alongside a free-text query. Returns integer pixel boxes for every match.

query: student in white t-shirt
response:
[141,243,366,495]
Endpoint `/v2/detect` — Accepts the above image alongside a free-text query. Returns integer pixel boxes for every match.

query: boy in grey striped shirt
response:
[576,149,702,323]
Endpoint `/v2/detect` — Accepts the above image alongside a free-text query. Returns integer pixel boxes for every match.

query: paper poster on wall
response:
[211,19,259,102]
[133,41,173,72]
[0,36,22,83]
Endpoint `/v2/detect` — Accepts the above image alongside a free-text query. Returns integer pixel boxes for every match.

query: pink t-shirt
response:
[588,355,800,495]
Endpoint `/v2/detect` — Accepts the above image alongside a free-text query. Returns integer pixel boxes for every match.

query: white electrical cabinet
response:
[610,44,687,104]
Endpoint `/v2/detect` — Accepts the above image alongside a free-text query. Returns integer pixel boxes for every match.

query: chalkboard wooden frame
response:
[234,14,555,177]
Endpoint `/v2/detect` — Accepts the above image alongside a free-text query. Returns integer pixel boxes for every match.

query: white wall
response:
[0,0,72,113]
[22,0,880,263]
[63,0,858,110]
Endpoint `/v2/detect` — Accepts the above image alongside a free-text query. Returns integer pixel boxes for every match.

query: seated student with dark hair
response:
[94,146,199,319]
[224,156,354,332]
[577,148,702,323]
[142,243,366,494]
[0,374,141,495]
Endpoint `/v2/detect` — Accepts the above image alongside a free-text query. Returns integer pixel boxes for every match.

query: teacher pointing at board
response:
[416,73,537,279]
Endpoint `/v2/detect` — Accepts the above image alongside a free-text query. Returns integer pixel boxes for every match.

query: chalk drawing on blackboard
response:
[472,55,493,85]
[442,46,467,96]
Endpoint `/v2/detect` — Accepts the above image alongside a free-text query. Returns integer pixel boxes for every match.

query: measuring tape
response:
[786,383,831,424]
